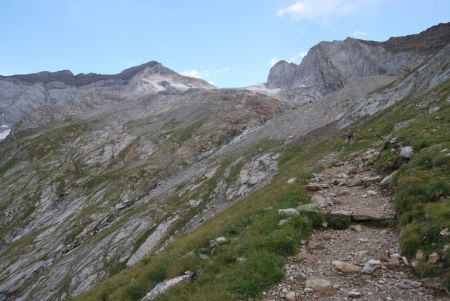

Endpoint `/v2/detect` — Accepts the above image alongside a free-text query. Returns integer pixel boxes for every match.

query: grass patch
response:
[0,157,17,175]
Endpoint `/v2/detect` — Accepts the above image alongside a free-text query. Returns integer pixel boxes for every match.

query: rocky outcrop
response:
[266,22,450,102]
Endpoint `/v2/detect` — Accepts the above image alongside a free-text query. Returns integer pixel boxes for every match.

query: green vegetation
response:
[0,157,17,175]
[171,120,205,143]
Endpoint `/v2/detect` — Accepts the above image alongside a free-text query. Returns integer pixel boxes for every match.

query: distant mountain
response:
[265,22,450,102]
[0,61,214,128]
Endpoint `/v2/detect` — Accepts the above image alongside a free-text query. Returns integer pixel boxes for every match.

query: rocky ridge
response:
[265,22,450,103]
[0,61,214,130]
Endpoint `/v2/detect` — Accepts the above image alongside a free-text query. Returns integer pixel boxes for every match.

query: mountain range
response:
[0,22,449,301]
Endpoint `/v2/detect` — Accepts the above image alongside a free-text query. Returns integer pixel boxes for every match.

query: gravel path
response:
[262,154,448,301]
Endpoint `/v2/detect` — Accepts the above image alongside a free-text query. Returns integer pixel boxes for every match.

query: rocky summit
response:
[0,23,449,301]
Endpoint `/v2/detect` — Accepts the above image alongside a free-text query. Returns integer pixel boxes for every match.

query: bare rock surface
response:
[304,158,396,222]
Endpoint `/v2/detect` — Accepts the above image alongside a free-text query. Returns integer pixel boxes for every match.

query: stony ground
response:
[262,152,448,301]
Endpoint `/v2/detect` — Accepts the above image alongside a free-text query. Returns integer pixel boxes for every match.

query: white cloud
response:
[277,0,365,22]
[269,58,279,66]
[181,67,230,79]
[270,51,308,67]
[182,69,203,78]
[288,51,308,63]
[352,29,367,36]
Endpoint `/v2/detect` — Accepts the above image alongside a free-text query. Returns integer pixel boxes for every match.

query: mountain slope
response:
[75,77,450,301]
[0,23,449,301]
[0,61,214,131]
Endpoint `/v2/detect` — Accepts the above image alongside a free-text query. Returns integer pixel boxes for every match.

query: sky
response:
[0,0,449,88]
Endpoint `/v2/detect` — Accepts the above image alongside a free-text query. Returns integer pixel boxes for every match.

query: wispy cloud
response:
[181,69,205,79]
[289,51,308,63]
[269,51,308,67]
[181,67,231,79]
[269,58,279,66]
[352,29,367,36]
[277,0,366,23]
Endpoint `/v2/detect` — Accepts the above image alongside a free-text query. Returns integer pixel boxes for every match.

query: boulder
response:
[306,183,321,191]
[296,249,313,262]
[363,259,380,274]
[210,237,227,248]
[311,194,331,207]
[367,190,377,196]
[215,237,226,244]
[387,254,401,270]
[427,252,440,264]
[380,173,396,188]
[189,199,200,207]
[399,146,414,159]
[399,279,422,289]
[305,277,332,291]
[428,106,440,114]
[421,277,441,289]
[297,203,320,212]
[346,178,363,187]
[278,208,300,216]
[286,291,297,301]
[362,176,382,185]
[348,290,362,298]
[278,219,289,226]
[350,225,362,232]
[332,260,361,273]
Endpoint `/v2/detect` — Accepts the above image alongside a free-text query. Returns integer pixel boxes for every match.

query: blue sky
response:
[0,0,449,87]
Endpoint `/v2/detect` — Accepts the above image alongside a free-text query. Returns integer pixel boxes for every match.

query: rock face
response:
[266,22,450,103]
[141,271,193,300]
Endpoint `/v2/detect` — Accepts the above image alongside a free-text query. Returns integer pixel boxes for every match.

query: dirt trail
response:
[262,153,448,301]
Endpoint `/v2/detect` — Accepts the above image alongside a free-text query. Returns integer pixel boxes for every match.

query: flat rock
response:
[278,208,300,216]
[332,260,361,273]
[305,183,321,191]
[305,277,332,292]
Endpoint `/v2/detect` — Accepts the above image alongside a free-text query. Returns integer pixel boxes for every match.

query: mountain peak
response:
[266,22,450,99]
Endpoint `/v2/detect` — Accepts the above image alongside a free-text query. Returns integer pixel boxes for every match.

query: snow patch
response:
[0,129,11,141]
[245,84,280,96]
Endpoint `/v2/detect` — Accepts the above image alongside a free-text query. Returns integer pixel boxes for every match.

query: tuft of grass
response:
[226,250,284,299]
